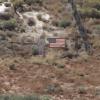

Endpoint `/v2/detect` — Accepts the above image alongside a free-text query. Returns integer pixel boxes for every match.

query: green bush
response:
[24,0,42,5]
[11,0,24,8]
[52,20,59,27]
[23,95,40,100]
[0,0,7,3]
[0,13,12,20]
[0,19,17,30]
[94,25,100,30]
[86,0,100,4]
[37,14,42,21]
[78,86,87,94]
[40,96,51,100]
[58,20,71,28]
[32,44,39,55]
[0,95,51,100]
[52,19,71,28]
[79,7,100,18]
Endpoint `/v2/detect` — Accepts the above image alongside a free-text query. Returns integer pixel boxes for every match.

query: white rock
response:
[0,4,6,13]
[41,14,50,21]
[0,2,13,14]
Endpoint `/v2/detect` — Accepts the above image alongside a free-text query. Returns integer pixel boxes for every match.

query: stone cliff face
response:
[0,1,68,56]
[0,0,99,57]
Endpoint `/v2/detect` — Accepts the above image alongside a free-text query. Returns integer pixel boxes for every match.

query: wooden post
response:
[37,34,46,57]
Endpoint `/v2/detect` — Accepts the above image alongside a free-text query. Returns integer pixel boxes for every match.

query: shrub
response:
[78,86,87,94]
[86,0,100,4]
[32,44,39,55]
[0,0,7,2]
[79,7,100,18]
[23,95,40,100]
[45,84,63,94]
[93,4,100,10]
[57,64,65,68]
[58,19,71,28]
[52,20,59,27]
[11,0,24,8]
[24,0,42,5]
[93,25,100,35]
[0,19,17,30]
[0,95,51,100]
[94,25,100,30]
[0,13,12,20]
[40,96,51,100]
[37,14,42,21]
[52,19,71,28]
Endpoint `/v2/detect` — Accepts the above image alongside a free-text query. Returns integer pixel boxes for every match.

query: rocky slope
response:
[0,0,100,100]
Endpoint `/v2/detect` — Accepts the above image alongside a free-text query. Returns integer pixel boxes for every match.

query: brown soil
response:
[0,54,100,100]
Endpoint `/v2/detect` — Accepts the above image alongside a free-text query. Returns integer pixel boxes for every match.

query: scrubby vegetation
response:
[11,0,24,9]
[77,0,100,18]
[52,19,71,28]
[86,0,100,4]
[0,0,100,99]
[58,19,71,28]
[32,44,39,55]
[0,19,17,30]
[24,0,43,5]
[10,0,43,7]
[0,0,7,2]
[0,95,51,100]
[79,7,100,18]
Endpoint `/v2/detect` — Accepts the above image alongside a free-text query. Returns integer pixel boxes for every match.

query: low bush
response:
[0,0,7,3]
[11,0,24,8]
[24,0,42,5]
[52,19,71,28]
[78,86,87,94]
[23,95,40,100]
[58,19,71,28]
[37,14,42,21]
[0,95,51,100]
[0,13,12,20]
[79,7,100,18]
[94,25,100,30]
[93,4,100,10]
[52,20,59,27]
[45,84,63,94]
[32,44,39,55]
[86,0,100,4]
[0,19,17,30]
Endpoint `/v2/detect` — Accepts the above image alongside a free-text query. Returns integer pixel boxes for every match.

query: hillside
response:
[0,0,100,100]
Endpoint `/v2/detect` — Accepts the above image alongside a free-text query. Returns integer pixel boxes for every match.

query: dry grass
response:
[29,49,66,67]
[92,36,100,48]
[0,49,66,69]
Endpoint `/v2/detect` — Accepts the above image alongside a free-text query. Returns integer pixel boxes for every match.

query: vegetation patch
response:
[0,19,17,30]
[79,7,100,18]
[24,0,43,5]
[0,95,51,100]
[52,19,71,28]
[11,0,24,8]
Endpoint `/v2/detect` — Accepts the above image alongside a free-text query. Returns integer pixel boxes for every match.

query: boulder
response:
[41,13,50,22]
[0,2,14,19]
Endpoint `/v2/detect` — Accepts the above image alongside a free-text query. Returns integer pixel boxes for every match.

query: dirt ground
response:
[0,51,100,100]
